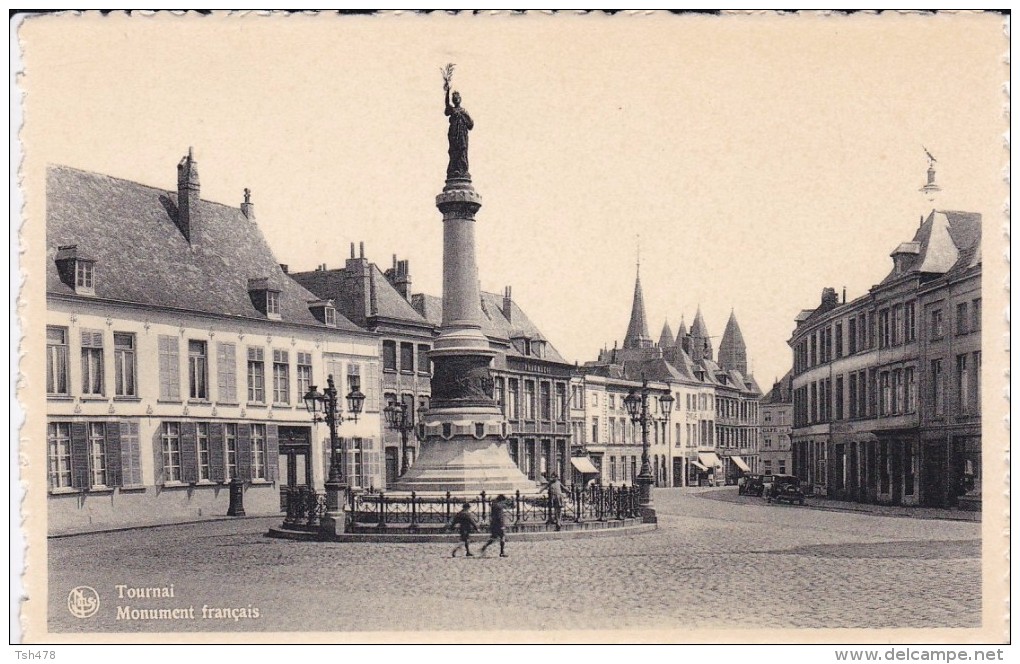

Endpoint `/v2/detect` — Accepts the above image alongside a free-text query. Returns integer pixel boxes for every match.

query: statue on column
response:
[442,63,473,180]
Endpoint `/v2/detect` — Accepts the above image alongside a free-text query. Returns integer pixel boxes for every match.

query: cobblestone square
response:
[47,489,981,635]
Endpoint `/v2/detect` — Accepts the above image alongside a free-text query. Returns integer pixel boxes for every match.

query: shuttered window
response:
[224,423,238,480]
[80,329,104,396]
[46,327,69,395]
[272,350,290,404]
[251,424,267,479]
[120,420,142,486]
[197,422,211,481]
[188,341,208,400]
[296,352,312,402]
[247,347,265,403]
[161,422,182,482]
[158,335,181,401]
[88,423,108,486]
[114,333,136,397]
[47,422,73,489]
[217,342,237,403]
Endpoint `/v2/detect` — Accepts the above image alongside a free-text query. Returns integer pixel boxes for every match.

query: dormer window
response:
[248,277,281,320]
[55,245,96,296]
[308,299,338,327]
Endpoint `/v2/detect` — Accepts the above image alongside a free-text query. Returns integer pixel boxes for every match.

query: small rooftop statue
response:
[442,63,473,180]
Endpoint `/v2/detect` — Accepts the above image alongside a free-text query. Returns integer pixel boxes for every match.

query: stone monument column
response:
[390,66,535,495]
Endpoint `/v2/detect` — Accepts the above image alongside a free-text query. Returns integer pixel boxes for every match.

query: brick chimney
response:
[340,241,373,326]
[241,187,255,222]
[384,254,413,301]
[820,287,839,311]
[176,147,201,244]
[502,286,513,322]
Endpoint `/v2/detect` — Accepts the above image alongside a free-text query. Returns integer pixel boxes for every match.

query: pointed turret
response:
[718,309,748,375]
[623,269,653,349]
[689,306,713,362]
[658,320,674,348]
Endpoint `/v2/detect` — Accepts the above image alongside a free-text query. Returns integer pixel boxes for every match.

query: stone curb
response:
[47,514,276,539]
[265,522,658,543]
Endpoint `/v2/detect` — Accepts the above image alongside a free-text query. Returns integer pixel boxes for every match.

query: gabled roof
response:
[762,370,794,404]
[46,165,360,331]
[291,262,430,329]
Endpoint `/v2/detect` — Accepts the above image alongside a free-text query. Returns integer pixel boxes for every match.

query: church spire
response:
[719,309,748,375]
[689,305,713,362]
[623,261,653,349]
[658,319,674,348]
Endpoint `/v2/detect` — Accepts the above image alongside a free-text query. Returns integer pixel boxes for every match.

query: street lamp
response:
[383,399,417,476]
[303,374,365,510]
[624,375,674,522]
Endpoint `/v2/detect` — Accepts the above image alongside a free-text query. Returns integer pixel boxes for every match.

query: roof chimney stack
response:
[502,286,513,322]
[176,147,201,244]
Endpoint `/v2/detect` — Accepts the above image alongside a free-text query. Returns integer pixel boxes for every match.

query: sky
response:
[20,12,1006,387]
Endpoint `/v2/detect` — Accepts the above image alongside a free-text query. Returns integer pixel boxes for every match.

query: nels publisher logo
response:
[67,586,100,619]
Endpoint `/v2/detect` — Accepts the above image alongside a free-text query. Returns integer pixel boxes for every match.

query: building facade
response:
[759,372,793,476]
[788,171,981,509]
[45,157,381,534]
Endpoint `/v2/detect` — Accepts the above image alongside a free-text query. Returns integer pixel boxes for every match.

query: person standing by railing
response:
[448,502,480,557]
[540,473,567,530]
[480,494,511,558]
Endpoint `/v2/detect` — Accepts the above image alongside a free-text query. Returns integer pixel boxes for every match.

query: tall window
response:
[161,422,182,482]
[158,335,180,400]
[197,422,211,481]
[400,342,414,372]
[971,299,981,332]
[905,367,917,413]
[296,352,312,400]
[539,382,551,421]
[382,341,397,371]
[848,318,857,354]
[931,360,945,416]
[835,323,844,358]
[251,424,267,479]
[114,332,136,397]
[555,383,567,422]
[120,421,142,486]
[46,326,69,395]
[878,309,890,348]
[188,340,208,400]
[88,422,107,487]
[523,381,536,420]
[835,376,844,420]
[507,378,519,419]
[858,313,868,350]
[956,354,969,414]
[80,329,104,396]
[905,301,916,342]
[247,347,265,403]
[956,302,969,335]
[47,422,72,489]
[417,345,430,375]
[591,416,599,444]
[494,377,506,413]
[972,351,981,412]
[892,369,903,414]
[930,309,944,339]
[265,291,280,317]
[880,372,892,416]
[891,305,903,345]
[224,423,238,480]
[272,349,290,404]
[217,342,237,403]
[75,260,95,290]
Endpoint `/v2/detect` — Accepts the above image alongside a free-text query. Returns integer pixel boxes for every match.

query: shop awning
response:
[689,460,709,472]
[731,456,751,473]
[570,457,600,474]
[698,452,722,468]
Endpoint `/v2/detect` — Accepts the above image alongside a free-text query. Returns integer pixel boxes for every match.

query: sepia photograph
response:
[13,10,1008,647]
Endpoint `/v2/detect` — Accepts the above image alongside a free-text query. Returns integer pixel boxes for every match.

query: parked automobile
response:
[740,474,763,496]
[766,474,805,505]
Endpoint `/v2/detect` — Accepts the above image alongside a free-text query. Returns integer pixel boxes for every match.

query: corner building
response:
[789,187,981,509]
[44,156,381,534]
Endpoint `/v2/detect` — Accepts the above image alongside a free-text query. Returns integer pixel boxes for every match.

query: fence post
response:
[574,485,582,523]
[377,492,386,528]
[410,491,418,531]
[480,490,487,523]
[445,491,452,521]
[515,490,522,523]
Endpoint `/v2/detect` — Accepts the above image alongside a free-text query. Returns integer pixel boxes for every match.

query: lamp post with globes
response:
[623,375,674,523]
[303,374,365,511]
[383,399,426,476]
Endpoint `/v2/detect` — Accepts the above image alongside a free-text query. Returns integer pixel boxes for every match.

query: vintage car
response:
[766,474,805,505]
[740,474,764,496]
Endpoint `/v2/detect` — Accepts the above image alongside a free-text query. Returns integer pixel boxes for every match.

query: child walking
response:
[449,501,479,557]
[479,494,511,557]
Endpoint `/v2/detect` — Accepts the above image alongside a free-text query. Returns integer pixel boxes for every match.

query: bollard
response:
[377,492,386,529]
[227,477,246,517]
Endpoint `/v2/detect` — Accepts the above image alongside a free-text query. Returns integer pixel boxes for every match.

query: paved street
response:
[48,488,981,634]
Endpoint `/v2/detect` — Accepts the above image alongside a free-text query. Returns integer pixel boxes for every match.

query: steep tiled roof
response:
[291,262,430,329]
[658,320,674,348]
[46,165,360,331]
[674,316,688,344]
[718,310,748,374]
[690,307,709,338]
[880,209,981,284]
[623,272,653,349]
[762,370,794,404]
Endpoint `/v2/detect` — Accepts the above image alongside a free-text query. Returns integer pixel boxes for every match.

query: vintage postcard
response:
[14,10,1009,648]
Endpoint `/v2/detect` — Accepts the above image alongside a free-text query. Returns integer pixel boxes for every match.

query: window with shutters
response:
[188,340,208,400]
[251,424,267,479]
[399,342,414,373]
[417,344,430,375]
[905,367,917,413]
[120,421,142,486]
[47,327,69,395]
[272,349,290,404]
[247,347,265,403]
[114,332,136,397]
[295,352,313,402]
[158,335,181,401]
[224,423,238,480]
[217,342,237,403]
[494,377,505,413]
[507,378,519,419]
[382,341,397,371]
[905,301,917,342]
[47,422,73,490]
[197,422,211,481]
[523,380,536,420]
[555,383,567,422]
[88,422,108,487]
[539,382,551,421]
[161,422,182,483]
[80,329,104,396]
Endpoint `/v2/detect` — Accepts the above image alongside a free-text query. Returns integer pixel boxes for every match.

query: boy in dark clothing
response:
[480,494,511,557]
[450,502,479,557]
